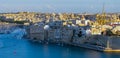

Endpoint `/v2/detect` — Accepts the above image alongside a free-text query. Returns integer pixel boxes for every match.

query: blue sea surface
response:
[0,34,120,58]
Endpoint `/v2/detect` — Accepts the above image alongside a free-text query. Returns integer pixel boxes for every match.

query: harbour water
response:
[0,34,120,58]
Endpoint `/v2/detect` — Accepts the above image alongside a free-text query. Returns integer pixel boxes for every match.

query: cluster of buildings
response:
[0,12,119,37]
[0,12,41,23]
[0,12,120,51]
[27,20,74,44]
[27,14,120,41]
[0,12,96,23]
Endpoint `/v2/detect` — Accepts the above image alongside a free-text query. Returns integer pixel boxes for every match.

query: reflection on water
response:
[0,34,120,58]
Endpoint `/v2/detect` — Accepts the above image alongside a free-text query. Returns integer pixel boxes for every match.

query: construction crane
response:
[96,4,107,25]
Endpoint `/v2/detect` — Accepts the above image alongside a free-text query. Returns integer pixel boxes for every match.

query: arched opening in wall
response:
[33,37,37,40]
[101,31,104,35]
[78,31,82,37]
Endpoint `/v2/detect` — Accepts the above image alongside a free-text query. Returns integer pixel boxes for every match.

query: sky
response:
[0,0,119,13]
